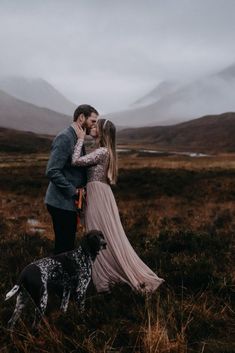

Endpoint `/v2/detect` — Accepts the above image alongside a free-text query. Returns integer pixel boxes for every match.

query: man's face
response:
[84,112,98,134]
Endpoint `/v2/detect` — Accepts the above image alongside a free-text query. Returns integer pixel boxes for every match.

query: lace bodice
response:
[72,139,109,184]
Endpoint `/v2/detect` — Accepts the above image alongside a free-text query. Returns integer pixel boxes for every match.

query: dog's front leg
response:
[7,291,28,330]
[60,288,71,313]
[75,277,91,313]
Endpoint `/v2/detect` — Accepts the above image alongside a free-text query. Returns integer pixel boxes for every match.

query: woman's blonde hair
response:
[97,118,117,184]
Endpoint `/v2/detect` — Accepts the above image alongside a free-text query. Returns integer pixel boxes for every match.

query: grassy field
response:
[0,151,234,353]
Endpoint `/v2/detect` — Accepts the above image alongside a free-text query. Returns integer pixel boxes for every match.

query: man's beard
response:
[82,121,91,135]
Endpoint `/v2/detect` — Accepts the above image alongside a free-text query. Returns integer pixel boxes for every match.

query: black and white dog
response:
[5,230,106,329]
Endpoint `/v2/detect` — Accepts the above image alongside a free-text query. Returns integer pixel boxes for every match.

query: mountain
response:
[0,76,76,115]
[0,89,72,135]
[0,127,52,153]
[109,62,235,127]
[217,63,235,80]
[118,112,235,153]
[2,112,235,154]
[131,80,182,108]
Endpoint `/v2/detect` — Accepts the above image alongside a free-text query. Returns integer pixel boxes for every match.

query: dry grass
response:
[1,151,235,171]
[0,152,234,352]
[118,152,235,170]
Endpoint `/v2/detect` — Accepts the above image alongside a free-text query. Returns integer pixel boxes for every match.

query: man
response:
[45,104,98,254]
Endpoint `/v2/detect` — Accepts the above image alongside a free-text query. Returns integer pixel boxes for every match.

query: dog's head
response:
[81,230,107,261]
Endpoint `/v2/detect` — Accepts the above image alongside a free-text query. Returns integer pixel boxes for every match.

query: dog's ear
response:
[86,230,104,239]
[80,235,89,255]
[84,230,105,260]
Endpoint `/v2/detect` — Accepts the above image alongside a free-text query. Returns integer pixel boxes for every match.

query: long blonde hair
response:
[97,118,117,185]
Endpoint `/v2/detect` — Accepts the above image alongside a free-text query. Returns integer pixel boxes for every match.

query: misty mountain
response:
[0,89,72,135]
[118,112,235,153]
[217,63,235,80]
[109,62,235,127]
[0,76,76,115]
[131,80,182,108]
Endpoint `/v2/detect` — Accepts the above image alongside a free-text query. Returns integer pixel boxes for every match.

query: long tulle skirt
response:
[85,181,164,293]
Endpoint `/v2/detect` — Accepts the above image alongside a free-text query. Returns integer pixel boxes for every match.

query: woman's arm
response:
[72,139,108,167]
[71,138,84,164]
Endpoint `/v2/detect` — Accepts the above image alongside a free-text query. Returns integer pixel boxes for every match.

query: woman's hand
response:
[72,122,86,140]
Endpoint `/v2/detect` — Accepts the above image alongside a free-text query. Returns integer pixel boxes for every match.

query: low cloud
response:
[0,0,235,112]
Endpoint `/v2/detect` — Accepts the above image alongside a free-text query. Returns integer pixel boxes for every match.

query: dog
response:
[5,230,107,329]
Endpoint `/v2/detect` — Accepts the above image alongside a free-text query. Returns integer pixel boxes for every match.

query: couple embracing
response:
[45,104,164,294]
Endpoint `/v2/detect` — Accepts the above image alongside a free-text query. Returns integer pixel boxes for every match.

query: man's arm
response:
[46,134,77,198]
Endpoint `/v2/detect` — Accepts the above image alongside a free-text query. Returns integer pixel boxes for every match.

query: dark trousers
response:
[47,204,77,255]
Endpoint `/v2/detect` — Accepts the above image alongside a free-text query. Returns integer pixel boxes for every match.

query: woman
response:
[71,118,164,293]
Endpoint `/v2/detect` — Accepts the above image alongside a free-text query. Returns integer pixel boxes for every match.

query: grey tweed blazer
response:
[45,126,87,211]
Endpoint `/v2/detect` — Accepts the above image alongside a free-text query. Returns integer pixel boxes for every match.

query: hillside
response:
[2,112,235,154]
[0,89,72,135]
[131,80,182,108]
[110,62,235,126]
[0,127,52,153]
[118,112,235,153]
[0,76,76,115]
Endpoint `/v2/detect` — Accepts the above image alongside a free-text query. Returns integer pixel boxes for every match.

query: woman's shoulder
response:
[94,147,109,160]
[96,146,109,153]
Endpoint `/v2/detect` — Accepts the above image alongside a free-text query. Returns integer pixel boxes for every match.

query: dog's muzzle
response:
[100,238,107,249]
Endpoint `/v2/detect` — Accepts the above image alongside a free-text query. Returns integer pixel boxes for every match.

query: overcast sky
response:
[0,0,235,113]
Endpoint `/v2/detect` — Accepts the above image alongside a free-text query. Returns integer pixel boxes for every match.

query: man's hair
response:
[73,104,98,122]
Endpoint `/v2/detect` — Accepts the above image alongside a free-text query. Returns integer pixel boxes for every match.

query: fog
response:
[1,0,235,113]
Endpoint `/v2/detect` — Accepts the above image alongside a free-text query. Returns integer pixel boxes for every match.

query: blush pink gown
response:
[72,139,164,293]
